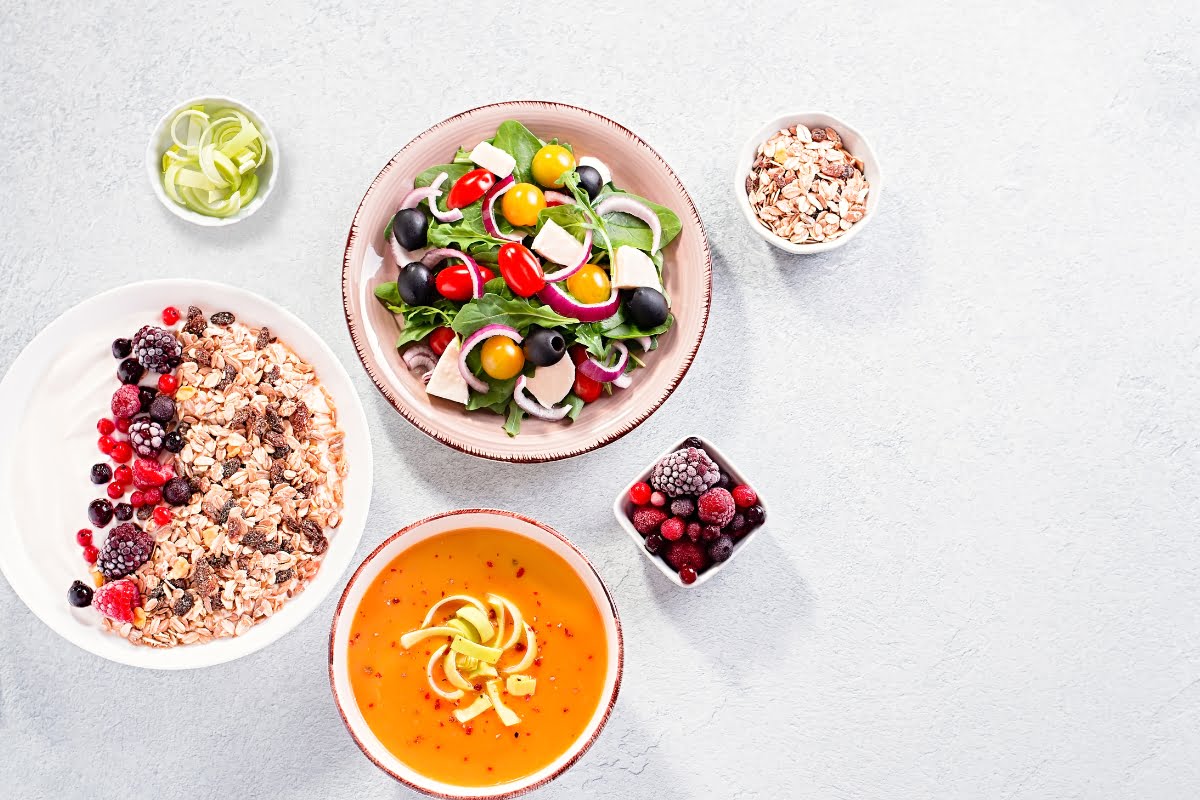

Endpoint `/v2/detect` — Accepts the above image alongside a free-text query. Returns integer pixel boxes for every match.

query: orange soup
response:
[347,527,609,787]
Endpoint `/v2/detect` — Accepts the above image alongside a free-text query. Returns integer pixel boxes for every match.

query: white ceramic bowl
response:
[0,279,372,669]
[612,436,767,588]
[734,110,882,254]
[145,95,279,226]
[329,509,623,798]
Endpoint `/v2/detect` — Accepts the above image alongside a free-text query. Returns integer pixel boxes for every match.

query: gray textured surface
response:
[1,1,1198,797]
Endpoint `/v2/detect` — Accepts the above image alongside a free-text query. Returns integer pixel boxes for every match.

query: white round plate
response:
[0,279,372,669]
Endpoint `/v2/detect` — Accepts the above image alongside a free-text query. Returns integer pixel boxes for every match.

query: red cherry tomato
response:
[435,264,496,302]
[447,168,495,209]
[429,327,455,355]
[497,243,546,298]
[569,344,589,365]
[573,373,601,403]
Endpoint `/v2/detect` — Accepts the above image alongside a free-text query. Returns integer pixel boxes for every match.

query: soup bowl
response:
[329,509,623,797]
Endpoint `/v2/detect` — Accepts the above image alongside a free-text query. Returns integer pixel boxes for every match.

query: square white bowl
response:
[734,110,882,254]
[612,436,767,588]
[145,94,279,227]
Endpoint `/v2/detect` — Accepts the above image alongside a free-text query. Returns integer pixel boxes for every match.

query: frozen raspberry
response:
[92,578,139,624]
[131,325,181,373]
[697,488,736,527]
[665,540,708,573]
[97,523,154,579]
[650,447,720,497]
[631,507,667,536]
[110,384,141,419]
[669,497,695,518]
[708,535,735,563]
[685,522,702,542]
[660,517,685,541]
[732,485,757,508]
[132,458,173,489]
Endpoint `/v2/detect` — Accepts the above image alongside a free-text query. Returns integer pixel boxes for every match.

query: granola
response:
[744,124,870,245]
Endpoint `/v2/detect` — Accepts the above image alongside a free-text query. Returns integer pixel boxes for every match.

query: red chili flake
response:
[514,732,520,738]
[434,699,442,710]
[374,672,383,679]
[368,702,375,708]
[391,641,398,648]
[353,632,361,640]
[515,642,527,653]
[473,683,482,692]
[424,692,431,700]
[563,707,570,713]
[534,657,542,667]
[465,727,473,736]
[564,628,574,638]
[487,766,494,772]
[516,567,525,578]
[486,560,493,568]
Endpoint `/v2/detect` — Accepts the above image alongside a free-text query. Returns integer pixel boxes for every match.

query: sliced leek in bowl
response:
[145,94,279,226]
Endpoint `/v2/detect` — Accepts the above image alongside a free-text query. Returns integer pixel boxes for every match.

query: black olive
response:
[397,262,437,306]
[576,166,603,200]
[391,208,430,251]
[625,287,669,329]
[523,327,567,367]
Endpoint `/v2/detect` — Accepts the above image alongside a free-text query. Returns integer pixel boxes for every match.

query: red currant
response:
[113,465,133,485]
[153,506,173,526]
[115,417,131,434]
[629,481,652,505]
[157,373,179,394]
[679,567,698,585]
[96,418,115,435]
[142,488,162,506]
[98,435,116,455]
[110,441,133,463]
[82,545,98,564]
[162,306,181,325]
[106,481,125,500]
[650,491,667,507]
[731,484,757,508]
[129,491,145,507]
[75,529,92,546]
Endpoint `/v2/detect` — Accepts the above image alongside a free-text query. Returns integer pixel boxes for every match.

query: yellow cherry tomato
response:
[531,144,577,188]
[501,182,546,227]
[566,263,612,305]
[480,336,525,380]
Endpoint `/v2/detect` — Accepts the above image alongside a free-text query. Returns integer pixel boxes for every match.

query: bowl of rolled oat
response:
[735,111,882,254]
[0,279,372,669]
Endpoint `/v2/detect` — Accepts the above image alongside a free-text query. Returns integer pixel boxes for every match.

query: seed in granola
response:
[210,311,235,326]
[274,568,294,584]
[172,592,195,616]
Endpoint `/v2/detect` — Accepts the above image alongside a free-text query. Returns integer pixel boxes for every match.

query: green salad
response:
[375,119,681,436]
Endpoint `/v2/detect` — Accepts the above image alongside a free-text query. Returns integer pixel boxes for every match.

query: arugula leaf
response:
[374,281,405,310]
[573,310,674,353]
[467,376,517,411]
[563,393,585,422]
[536,203,591,241]
[452,147,474,164]
[492,120,542,184]
[572,324,608,358]
[504,399,524,437]
[373,284,457,348]
[597,188,682,252]
[452,293,575,338]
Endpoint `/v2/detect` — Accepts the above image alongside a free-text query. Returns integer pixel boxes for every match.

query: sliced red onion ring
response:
[402,345,438,385]
[578,341,629,383]
[633,336,652,351]
[613,372,632,389]
[458,324,522,393]
[544,191,575,207]
[421,248,484,299]
[481,175,523,242]
[426,172,463,223]
[514,376,571,420]
[399,186,439,211]
[595,195,660,252]
[542,228,593,283]
[536,282,620,322]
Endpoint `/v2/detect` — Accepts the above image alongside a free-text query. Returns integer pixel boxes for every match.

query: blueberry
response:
[90,463,112,484]
[708,535,735,563]
[644,534,664,555]
[149,393,176,423]
[113,502,133,521]
[716,473,732,491]
[162,477,192,506]
[117,358,144,385]
[87,498,113,527]
[111,338,132,359]
[163,430,184,453]
[138,386,157,413]
[684,437,703,449]
[745,505,765,527]
[67,580,93,608]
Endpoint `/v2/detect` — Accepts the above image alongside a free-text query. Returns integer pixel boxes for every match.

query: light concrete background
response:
[2,1,1198,798]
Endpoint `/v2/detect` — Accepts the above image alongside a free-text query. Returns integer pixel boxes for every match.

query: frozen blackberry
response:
[116,358,144,385]
[650,447,720,497]
[128,419,167,458]
[111,338,132,359]
[163,430,184,453]
[90,463,112,484]
[138,385,158,413]
[97,523,154,579]
[131,325,181,374]
[113,502,134,521]
[162,477,193,506]
[149,393,176,423]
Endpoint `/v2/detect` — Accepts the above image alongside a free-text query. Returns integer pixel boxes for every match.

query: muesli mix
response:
[68,305,346,647]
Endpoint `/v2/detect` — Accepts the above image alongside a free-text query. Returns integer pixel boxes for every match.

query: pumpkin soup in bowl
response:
[329,510,622,798]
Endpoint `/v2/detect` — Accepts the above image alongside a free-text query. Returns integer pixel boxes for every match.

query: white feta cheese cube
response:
[531,219,587,266]
[469,141,515,178]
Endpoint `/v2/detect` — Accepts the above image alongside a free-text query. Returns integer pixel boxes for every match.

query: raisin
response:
[810,127,827,142]
[265,405,284,433]
[290,401,310,440]
[136,505,155,521]
[255,326,274,349]
[172,592,195,616]
[210,311,235,326]
[274,568,294,584]
[222,457,243,479]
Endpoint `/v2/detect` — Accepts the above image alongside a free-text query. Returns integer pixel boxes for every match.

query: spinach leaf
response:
[452,147,474,164]
[374,281,405,310]
[574,310,674,353]
[563,393,585,422]
[536,203,591,241]
[467,376,517,411]
[492,120,542,184]
[597,188,683,253]
[503,400,524,437]
[414,162,472,190]
[373,284,457,348]
[452,293,575,338]
[483,277,514,299]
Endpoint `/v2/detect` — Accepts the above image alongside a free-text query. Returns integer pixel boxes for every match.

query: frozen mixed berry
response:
[117,358,144,385]
[708,535,735,563]
[715,473,732,491]
[131,325,181,373]
[97,435,116,455]
[162,477,192,506]
[631,506,668,536]
[67,580,94,608]
[683,436,703,449]
[701,524,722,541]
[660,517,685,541]
[82,545,98,563]
[650,447,720,497]
[92,578,139,624]
[106,481,125,500]
[111,338,132,359]
[110,441,133,464]
[685,521,702,542]
[644,533,664,555]
[115,416,131,434]
[163,430,184,453]
[129,490,145,508]
[732,485,757,508]
[745,505,765,527]
[650,491,667,507]
[138,385,157,413]
[161,306,181,326]
[75,529,92,546]
[149,393,175,423]
[96,418,115,435]
[629,481,651,506]
[97,523,154,579]
[132,457,173,489]
[153,506,173,526]
[113,502,133,521]
[87,498,113,527]
[128,419,166,458]
[110,384,141,418]
[665,540,708,573]
[157,373,178,395]
[90,463,112,484]
[669,497,695,518]
[679,567,698,585]
[142,488,162,506]
[113,465,132,485]
[725,513,748,537]
[697,488,736,527]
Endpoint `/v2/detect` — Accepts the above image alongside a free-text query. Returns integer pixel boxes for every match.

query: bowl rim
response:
[611,435,767,588]
[144,93,280,227]
[327,507,624,798]
[341,99,713,462]
[733,109,883,254]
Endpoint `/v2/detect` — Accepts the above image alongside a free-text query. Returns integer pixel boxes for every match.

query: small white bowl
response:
[612,436,767,588]
[734,110,882,254]
[145,94,279,227]
[329,509,623,798]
